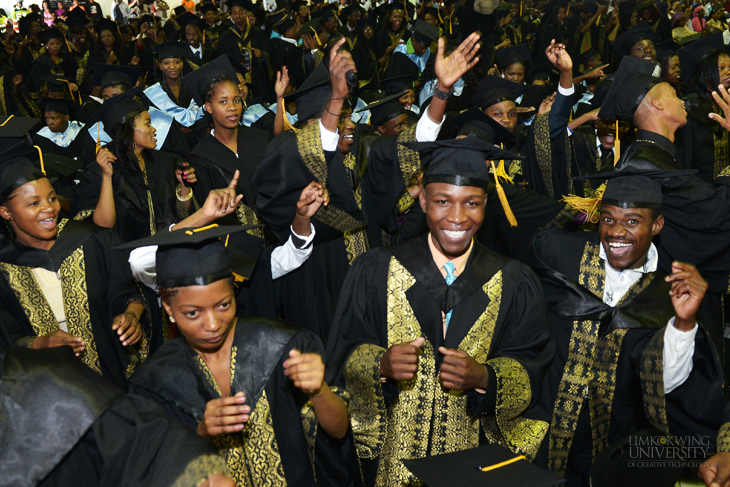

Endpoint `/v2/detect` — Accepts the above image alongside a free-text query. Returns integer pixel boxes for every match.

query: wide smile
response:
[39,216,56,230]
[443,229,469,240]
[342,133,354,140]
[606,240,633,256]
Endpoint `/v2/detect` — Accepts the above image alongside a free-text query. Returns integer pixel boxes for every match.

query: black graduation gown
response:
[0,66,41,117]
[0,219,160,388]
[1,347,227,487]
[529,229,725,481]
[270,37,307,88]
[33,126,89,200]
[217,25,273,102]
[676,93,729,183]
[28,52,78,98]
[129,317,362,487]
[325,236,554,486]
[73,150,190,242]
[180,42,218,71]
[351,39,380,92]
[253,123,368,343]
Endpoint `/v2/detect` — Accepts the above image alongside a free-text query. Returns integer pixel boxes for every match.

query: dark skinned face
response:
[598,204,663,271]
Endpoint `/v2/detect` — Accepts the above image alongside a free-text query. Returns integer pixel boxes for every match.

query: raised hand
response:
[585,63,609,80]
[709,84,730,131]
[665,262,707,331]
[196,392,250,439]
[33,330,85,356]
[296,181,326,218]
[545,39,572,74]
[380,336,426,381]
[200,169,243,220]
[283,349,326,397]
[438,347,488,391]
[328,37,356,99]
[434,31,481,90]
[96,147,116,178]
[275,66,290,100]
[176,162,197,187]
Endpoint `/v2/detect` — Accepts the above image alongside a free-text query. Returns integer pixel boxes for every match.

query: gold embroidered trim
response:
[344,343,388,459]
[713,129,729,179]
[73,208,94,221]
[718,423,730,453]
[533,114,555,198]
[242,391,287,486]
[141,166,157,236]
[343,154,370,264]
[396,124,420,190]
[639,327,669,434]
[170,453,229,487]
[235,203,265,238]
[0,236,101,375]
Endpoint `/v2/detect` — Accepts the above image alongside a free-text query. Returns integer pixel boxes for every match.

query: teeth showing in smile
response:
[39,218,55,228]
[608,241,632,255]
[444,229,467,239]
[343,134,354,140]
[609,241,631,247]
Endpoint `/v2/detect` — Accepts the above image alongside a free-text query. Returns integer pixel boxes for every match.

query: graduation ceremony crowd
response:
[5,0,730,485]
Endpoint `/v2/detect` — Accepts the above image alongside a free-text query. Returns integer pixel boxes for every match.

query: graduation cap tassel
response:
[95,124,101,155]
[560,183,606,224]
[0,115,14,126]
[278,98,298,133]
[437,8,443,24]
[33,145,46,176]
[490,160,517,227]
[520,0,523,17]
[595,12,601,25]
[449,14,453,35]
[614,120,620,165]
[311,26,321,46]
[185,223,220,235]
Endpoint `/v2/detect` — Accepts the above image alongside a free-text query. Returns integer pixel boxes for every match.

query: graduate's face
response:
[206,80,243,129]
[484,101,517,132]
[158,57,183,80]
[629,39,656,62]
[377,113,408,135]
[100,29,115,47]
[185,25,202,47]
[718,53,730,89]
[298,4,309,18]
[323,15,338,33]
[663,55,681,85]
[46,38,61,56]
[204,10,218,24]
[0,178,59,251]
[337,107,355,153]
[231,6,247,28]
[235,73,249,101]
[412,37,429,56]
[102,84,126,101]
[425,13,439,26]
[399,89,415,110]
[162,279,237,354]
[390,10,404,31]
[599,204,664,270]
[652,82,686,125]
[45,110,69,133]
[502,62,525,84]
[133,111,157,150]
[420,182,486,259]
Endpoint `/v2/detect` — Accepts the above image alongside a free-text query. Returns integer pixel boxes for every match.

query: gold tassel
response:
[595,12,601,25]
[95,123,101,155]
[520,0,523,17]
[185,223,219,235]
[311,26,321,45]
[449,13,453,34]
[0,115,14,126]
[437,8,443,24]
[614,120,620,165]
[490,160,517,227]
[278,97,297,132]
[560,183,606,224]
[493,159,514,184]
[34,145,46,175]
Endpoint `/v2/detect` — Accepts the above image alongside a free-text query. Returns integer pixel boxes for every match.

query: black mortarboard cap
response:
[597,56,660,122]
[0,116,38,159]
[285,62,331,123]
[173,5,187,16]
[340,3,360,19]
[37,28,65,44]
[495,44,532,70]
[273,14,295,35]
[297,17,323,37]
[655,48,676,64]
[94,18,119,37]
[423,6,442,22]
[355,91,408,127]
[611,21,660,56]
[677,32,724,84]
[86,86,144,136]
[404,444,564,487]
[0,158,47,203]
[590,430,683,487]
[382,52,420,94]
[465,75,528,110]
[590,74,614,109]
[200,3,218,14]
[636,0,657,10]
[292,0,309,12]
[115,224,263,286]
[155,41,187,61]
[37,152,84,178]
[178,12,208,31]
[413,19,439,44]
[182,55,239,107]
[139,14,157,25]
[93,63,143,88]
[447,107,518,145]
[405,135,522,191]
[39,74,72,94]
[578,48,600,67]
[579,143,696,209]
[41,98,73,115]
[226,0,254,11]
[18,13,41,36]
[312,4,338,22]
[64,8,89,30]
[381,74,417,94]
[226,54,249,76]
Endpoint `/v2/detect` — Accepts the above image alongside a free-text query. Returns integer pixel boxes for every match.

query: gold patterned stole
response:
[532,113,574,198]
[194,345,287,487]
[235,203,265,239]
[394,124,421,215]
[718,423,730,453]
[713,129,730,179]
[296,122,367,259]
[342,151,369,263]
[140,166,157,236]
[229,26,255,85]
[0,220,100,375]
[374,257,505,487]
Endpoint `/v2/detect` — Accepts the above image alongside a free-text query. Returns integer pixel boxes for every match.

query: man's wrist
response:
[673,316,697,332]
[435,80,452,93]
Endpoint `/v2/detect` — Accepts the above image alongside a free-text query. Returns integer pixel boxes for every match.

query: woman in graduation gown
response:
[351,17,380,93]
[183,56,270,243]
[73,86,196,242]
[28,28,78,99]
[373,3,411,70]
[85,19,140,90]
[0,155,159,388]
[127,226,362,487]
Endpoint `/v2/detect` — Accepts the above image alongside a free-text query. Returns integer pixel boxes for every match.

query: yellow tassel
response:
[224,234,230,247]
[279,97,297,132]
[520,0,523,17]
[560,183,606,224]
[95,123,101,155]
[34,145,46,175]
[490,160,517,227]
[493,159,513,184]
[595,12,601,25]
[437,8,443,24]
[614,120,620,165]
[184,223,219,235]
[0,115,14,126]
[449,13,453,34]
[311,26,321,45]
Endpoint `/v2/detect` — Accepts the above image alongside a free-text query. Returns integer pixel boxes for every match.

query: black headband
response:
[424,174,489,191]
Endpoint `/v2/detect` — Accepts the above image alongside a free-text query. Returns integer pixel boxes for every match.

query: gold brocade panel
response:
[342,152,369,264]
[718,423,730,453]
[235,203,265,239]
[171,453,230,487]
[713,129,730,179]
[0,239,101,375]
[639,328,669,434]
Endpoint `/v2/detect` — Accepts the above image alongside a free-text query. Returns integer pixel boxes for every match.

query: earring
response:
[132,141,136,150]
[168,316,175,323]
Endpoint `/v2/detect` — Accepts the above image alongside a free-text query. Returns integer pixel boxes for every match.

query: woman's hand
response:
[200,170,243,220]
[196,392,250,439]
[106,50,117,64]
[283,349,326,397]
[111,311,142,346]
[33,330,85,356]
[274,66,289,100]
[176,162,197,187]
[96,147,116,178]
[131,55,140,65]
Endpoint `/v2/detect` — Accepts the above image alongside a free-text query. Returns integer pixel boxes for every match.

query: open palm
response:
[434,32,481,89]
